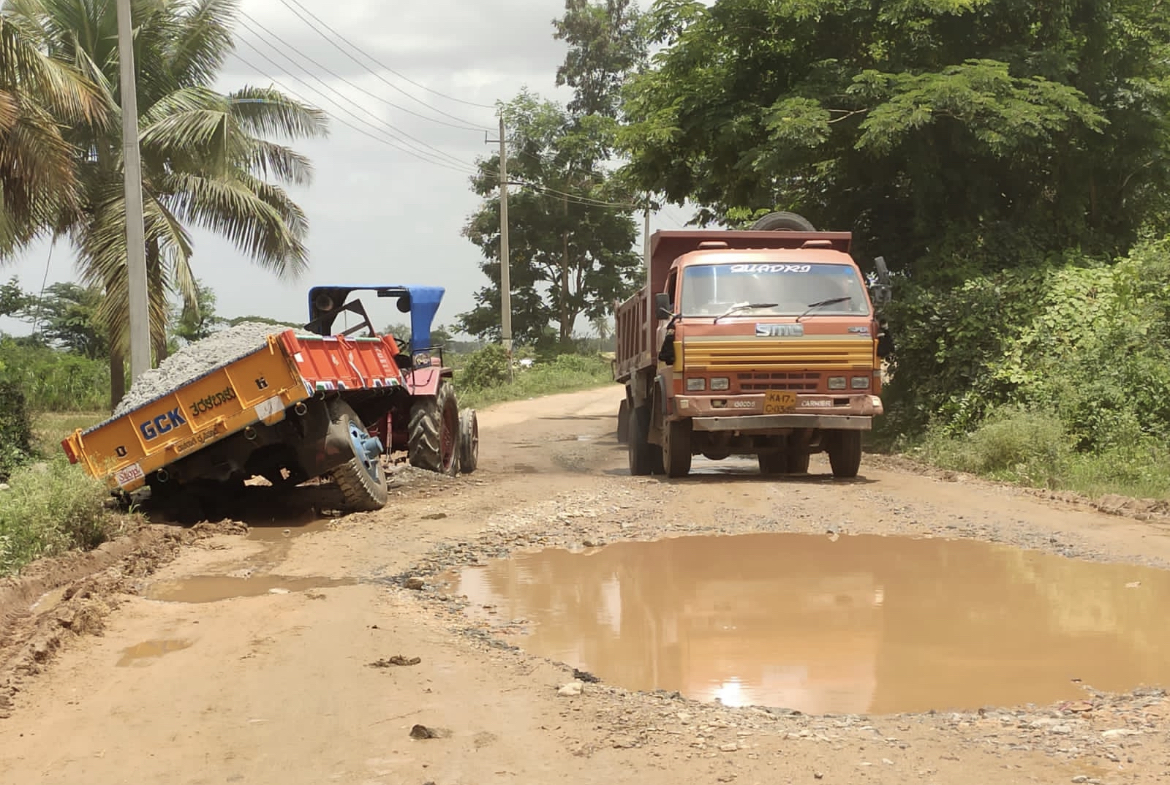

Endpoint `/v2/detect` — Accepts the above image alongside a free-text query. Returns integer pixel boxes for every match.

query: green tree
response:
[619,0,1170,282]
[25,281,107,359]
[553,0,647,119]
[4,0,327,408]
[169,279,223,346]
[461,91,641,345]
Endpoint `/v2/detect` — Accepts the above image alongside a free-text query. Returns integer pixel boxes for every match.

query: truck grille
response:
[737,372,821,392]
[683,337,875,373]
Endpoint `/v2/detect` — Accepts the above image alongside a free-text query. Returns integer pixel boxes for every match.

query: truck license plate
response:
[764,391,797,413]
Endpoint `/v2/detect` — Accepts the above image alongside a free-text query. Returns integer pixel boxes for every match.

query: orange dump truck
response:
[614,213,892,478]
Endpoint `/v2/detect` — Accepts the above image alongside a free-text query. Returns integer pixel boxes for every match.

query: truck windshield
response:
[679,263,870,318]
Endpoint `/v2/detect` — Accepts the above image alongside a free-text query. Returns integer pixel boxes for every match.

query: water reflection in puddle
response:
[145,575,354,604]
[450,533,1170,714]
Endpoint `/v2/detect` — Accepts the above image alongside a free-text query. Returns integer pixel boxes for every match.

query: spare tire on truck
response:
[329,401,390,511]
[408,381,460,476]
[750,211,816,232]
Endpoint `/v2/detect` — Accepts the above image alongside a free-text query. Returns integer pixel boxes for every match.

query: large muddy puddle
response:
[448,533,1170,714]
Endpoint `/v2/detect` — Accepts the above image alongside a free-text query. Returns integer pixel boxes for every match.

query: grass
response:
[0,455,124,577]
[454,353,615,410]
[31,410,106,458]
[0,411,120,578]
[904,408,1170,501]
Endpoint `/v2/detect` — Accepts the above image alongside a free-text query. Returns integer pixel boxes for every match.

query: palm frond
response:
[168,0,237,88]
[228,86,328,141]
[161,171,307,278]
[245,139,313,186]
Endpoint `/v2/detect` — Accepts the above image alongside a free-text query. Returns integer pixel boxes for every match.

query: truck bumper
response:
[691,414,873,433]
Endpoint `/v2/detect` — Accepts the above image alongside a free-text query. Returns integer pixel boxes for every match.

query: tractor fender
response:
[406,365,451,397]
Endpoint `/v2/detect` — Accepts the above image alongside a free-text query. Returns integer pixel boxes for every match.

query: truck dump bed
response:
[63,329,406,493]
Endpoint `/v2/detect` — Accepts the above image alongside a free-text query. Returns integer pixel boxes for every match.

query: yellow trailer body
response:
[62,336,311,493]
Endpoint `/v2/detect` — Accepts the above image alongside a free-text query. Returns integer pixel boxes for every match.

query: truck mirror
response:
[396,292,412,313]
[654,292,672,320]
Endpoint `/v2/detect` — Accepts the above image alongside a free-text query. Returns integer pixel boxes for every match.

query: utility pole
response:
[116,0,151,382]
[644,203,652,362]
[496,115,513,380]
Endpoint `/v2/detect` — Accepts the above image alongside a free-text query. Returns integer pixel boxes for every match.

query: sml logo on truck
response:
[139,408,187,441]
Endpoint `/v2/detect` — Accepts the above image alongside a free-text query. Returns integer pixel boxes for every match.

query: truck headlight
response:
[828,376,847,390]
[710,377,730,391]
[851,376,870,389]
[686,378,706,391]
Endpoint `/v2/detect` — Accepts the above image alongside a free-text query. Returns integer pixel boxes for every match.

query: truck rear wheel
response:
[786,448,810,474]
[329,403,389,512]
[617,398,630,444]
[408,381,460,476]
[628,404,660,476]
[458,409,479,474]
[758,451,786,475]
[662,419,692,478]
[827,431,862,478]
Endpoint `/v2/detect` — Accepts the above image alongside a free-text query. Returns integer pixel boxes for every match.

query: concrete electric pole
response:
[497,116,513,363]
[116,0,152,382]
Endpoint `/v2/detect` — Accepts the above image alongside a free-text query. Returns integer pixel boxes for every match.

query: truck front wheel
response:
[827,431,862,479]
[329,402,389,512]
[662,419,692,478]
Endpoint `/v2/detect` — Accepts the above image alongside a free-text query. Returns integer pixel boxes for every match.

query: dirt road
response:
[2,386,1168,784]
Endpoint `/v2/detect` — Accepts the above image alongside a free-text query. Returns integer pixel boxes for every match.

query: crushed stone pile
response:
[113,322,289,416]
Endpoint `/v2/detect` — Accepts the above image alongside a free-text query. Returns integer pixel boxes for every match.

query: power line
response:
[275,0,497,115]
[238,12,484,140]
[511,179,639,209]
[234,22,474,171]
[230,48,478,176]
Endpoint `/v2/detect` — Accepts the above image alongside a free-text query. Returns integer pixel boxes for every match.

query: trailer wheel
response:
[408,381,460,476]
[329,403,389,512]
[786,448,811,474]
[617,398,630,444]
[458,409,479,474]
[750,211,816,231]
[758,451,786,475]
[827,431,862,479]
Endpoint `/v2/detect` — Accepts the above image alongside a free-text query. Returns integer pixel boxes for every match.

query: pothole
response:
[144,575,355,604]
[444,532,1170,714]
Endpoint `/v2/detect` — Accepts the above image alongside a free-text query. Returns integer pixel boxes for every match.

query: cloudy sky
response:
[2,0,697,337]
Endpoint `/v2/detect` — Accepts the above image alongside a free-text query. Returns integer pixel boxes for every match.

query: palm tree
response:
[0,6,104,256]
[4,0,327,407]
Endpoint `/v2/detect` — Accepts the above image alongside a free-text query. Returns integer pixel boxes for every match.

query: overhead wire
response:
[239,12,484,134]
[275,0,497,116]
[230,47,478,176]
[231,28,479,174]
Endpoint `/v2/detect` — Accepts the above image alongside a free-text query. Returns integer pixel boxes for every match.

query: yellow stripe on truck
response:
[683,337,874,372]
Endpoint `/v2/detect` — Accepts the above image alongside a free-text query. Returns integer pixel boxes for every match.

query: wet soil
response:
[1,386,1169,784]
[449,532,1170,715]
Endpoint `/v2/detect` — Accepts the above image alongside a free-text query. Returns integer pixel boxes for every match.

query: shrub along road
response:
[1,386,1168,784]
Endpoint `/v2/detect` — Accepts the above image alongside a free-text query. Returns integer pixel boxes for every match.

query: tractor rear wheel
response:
[329,402,389,512]
[408,382,460,476]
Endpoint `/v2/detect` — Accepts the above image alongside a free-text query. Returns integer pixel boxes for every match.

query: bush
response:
[0,456,117,576]
[458,344,510,390]
[0,338,110,412]
[921,408,1071,487]
[0,381,33,480]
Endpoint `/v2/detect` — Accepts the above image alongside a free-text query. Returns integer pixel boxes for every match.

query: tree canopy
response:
[460,91,641,345]
[619,0,1170,283]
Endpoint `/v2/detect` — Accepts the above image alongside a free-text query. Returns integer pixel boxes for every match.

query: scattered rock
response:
[404,577,425,590]
[572,668,600,683]
[422,512,448,520]
[1071,777,1089,783]
[814,773,824,780]
[1102,728,1141,739]
[719,743,738,752]
[409,724,448,739]
[369,655,422,668]
[558,681,584,697]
